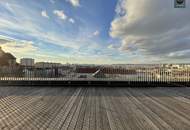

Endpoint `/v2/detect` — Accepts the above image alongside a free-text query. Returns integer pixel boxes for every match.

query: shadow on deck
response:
[0,80,190,87]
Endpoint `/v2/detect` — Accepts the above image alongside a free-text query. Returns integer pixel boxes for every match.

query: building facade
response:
[20,58,35,67]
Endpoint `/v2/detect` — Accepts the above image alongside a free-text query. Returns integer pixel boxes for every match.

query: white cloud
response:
[66,0,80,7]
[53,10,67,21]
[41,10,49,18]
[69,18,75,23]
[1,40,38,54]
[110,0,190,61]
[0,10,79,49]
[5,2,14,13]
[107,44,114,49]
[93,30,100,36]
[107,44,119,50]
[49,0,55,4]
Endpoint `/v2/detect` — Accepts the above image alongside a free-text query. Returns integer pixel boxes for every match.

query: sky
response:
[0,0,190,64]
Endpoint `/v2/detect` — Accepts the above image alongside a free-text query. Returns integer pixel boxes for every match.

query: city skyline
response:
[0,0,190,64]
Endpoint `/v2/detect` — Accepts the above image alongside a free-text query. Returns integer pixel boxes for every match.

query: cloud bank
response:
[110,0,190,62]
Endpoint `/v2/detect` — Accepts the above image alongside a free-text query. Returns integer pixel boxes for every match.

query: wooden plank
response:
[74,88,88,130]
[67,89,85,130]
[82,88,92,130]
[89,88,96,130]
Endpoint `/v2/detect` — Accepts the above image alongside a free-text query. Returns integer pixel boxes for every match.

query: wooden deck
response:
[0,87,190,130]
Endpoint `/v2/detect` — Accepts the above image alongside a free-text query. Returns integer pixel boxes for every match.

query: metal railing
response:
[0,64,190,83]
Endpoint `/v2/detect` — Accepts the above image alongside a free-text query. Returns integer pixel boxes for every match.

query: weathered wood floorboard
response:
[0,87,190,130]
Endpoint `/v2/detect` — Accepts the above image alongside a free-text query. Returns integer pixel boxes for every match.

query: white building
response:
[20,58,35,67]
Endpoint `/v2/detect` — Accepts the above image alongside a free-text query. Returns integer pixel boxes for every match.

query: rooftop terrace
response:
[0,87,190,129]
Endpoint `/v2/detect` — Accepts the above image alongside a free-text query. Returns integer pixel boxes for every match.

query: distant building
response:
[76,67,98,73]
[0,47,16,66]
[75,66,137,75]
[35,62,62,68]
[20,58,35,67]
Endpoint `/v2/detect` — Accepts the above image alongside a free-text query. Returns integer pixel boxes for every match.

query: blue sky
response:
[0,0,190,64]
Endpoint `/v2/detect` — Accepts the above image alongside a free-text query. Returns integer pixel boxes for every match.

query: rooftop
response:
[3,53,16,59]
[0,47,16,60]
